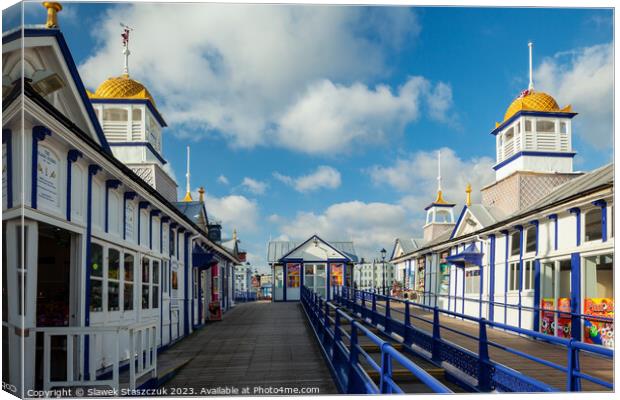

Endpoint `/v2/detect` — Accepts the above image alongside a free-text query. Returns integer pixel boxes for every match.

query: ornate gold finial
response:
[42,2,62,28]
[233,229,237,242]
[182,191,193,202]
[198,187,205,202]
[434,190,446,204]
[465,183,472,207]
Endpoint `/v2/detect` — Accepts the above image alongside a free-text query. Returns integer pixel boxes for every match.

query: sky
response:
[3,2,614,272]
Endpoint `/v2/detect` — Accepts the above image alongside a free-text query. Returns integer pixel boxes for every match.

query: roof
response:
[172,201,206,226]
[89,75,157,107]
[468,204,506,227]
[395,238,425,254]
[267,238,359,263]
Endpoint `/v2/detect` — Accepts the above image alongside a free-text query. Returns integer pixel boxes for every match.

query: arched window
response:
[585,208,603,242]
[103,108,128,121]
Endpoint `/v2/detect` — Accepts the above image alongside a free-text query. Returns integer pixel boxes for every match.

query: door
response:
[303,264,326,298]
[273,265,284,301]
[540,259,572,339]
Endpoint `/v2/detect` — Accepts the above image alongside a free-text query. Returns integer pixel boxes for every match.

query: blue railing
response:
[234,291,257,302]
[336,286,613,392]
[300,286,452,394]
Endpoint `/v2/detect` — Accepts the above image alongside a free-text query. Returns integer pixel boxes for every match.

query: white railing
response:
[128,320,158,390]
[37,320,158,391]
[38,326,121,391]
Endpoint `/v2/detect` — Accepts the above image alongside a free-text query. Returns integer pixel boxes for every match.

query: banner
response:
[584,298,614,348]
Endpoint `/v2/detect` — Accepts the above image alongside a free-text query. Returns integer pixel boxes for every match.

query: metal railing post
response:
[431,306,442,363]
[477,318,492,391]
[333,311,341,358]
[347,323,359,393]
[372,291,377,325]
[566,340,581,391]
[384,295,391,334]
[360,290,366,318]
[404,300,412,345]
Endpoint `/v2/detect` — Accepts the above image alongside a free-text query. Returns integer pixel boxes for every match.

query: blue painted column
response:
[501,230,509,324]
[123,192,137,240]
[488,235,496,322]
[104,180,122,232]
[31,126,52,208]
[569,207,581,246]
[65,149,82,220]
[84,164,101,379]
[533,259,541,332]
[593,200,608,242]
[182,229,189,336]
[326,263,331,301]
[570,253,581,341]
[516,225,524,329]
[2,129,13,209]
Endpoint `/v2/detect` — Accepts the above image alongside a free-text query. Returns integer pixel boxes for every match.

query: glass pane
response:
[511,232,521,256]
[536,120,555,132]
[142,285,150,309]
[90,280,103,312]
[90,243,103,278]
[108,249,120,280]
[525,226,536,253]
[142,257,150,283]
[525,119,532,132]
[124,283,134,311]
[132,108,142,121]
[585,209,603,242]
[108,281,119,311]
[152,261,160,284]
[124,253,134,282]
[152,286,159,308]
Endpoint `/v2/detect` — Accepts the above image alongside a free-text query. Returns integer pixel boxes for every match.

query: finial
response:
[528,41,534,91]
[233,229,238,242]
[42,2,62,28]
[183,145,193,202]
[433,150,445,204]
[198,187,205,202]
[465,183,472,207]
[120,23,134,77]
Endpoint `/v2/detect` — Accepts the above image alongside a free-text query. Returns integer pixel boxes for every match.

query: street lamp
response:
[380,248,387,295]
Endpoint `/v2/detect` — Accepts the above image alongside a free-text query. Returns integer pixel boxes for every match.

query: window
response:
[525,119,532,132]
[465,269,480,294]
[523,260,534,291]
[152,260,160,308]
[103,108,128,121]
[508,262,521,291]
[585,208,603,242]
[142,257,150,309]
[124,253,134,311]
[132,108,142,121]
[525,225,537,253]
[510,231,521,256]
[536,119,555,132]
[505,127,514,141]
[436,210,452,223]
[108,248,120,311]
[560,122,567,133]
[90,243,104,312]
[516,122,521,133]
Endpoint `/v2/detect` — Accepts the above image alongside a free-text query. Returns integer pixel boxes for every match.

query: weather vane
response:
[120,23,134,76]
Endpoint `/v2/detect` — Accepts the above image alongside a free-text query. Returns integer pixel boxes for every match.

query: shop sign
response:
[37,145,59,209]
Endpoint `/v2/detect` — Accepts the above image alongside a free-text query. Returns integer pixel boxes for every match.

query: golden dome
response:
[503,90,572,122]
[89,74,156,106]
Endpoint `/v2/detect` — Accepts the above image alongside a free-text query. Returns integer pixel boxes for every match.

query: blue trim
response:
[138,201,150,246]
[568,207,581,246]
[278,234,356,263]
[533,259,541,332]
[493,151,577,171]
[104,180,122,233]
[90,98,167,128]
[108,142,167,165]
[14,29,112,152]
[592,200,607,242]
[123,191,137,240]
[488,235,496,322]
[84,164,101,379]
[31,126,52,209]
[548,214,558,250]
[570,253,581,341]
[424,202,456,211]
[183,233,190,336]
[490,110,578,136]
[2,130,13,209]
[517,226,524,329]
[501,230,509,324]
[149,210,161,250]
[65,149,82,221]
[450,206,468,239]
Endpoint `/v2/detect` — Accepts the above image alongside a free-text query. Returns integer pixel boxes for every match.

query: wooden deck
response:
[162,301,338,395]
[371,300,613,392]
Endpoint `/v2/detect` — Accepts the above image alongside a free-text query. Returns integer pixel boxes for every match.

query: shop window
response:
[108,248,120,311]
[536,119,555,132]
[124,253,134,311]
[508,262,521,291]
[525,225,537,253]
[132,108,142,121]
[287,263,300,288]
[465,269,480,294]
[331,264,344,286]
[90,243,104,312]
[152,260,160,308]
[510,231,521,256]
[583,254,613,348]
[142,257,150,309]
[585,208,603,242]
[103,108,128,122]
[523,260,534,291]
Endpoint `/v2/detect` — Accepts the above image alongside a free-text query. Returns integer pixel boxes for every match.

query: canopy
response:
[193,245,215,269]
[446,242,484,267]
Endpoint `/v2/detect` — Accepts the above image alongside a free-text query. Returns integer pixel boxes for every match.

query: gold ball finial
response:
[198,186,205,202]
[42,2,62,28]
[465,183,472,207]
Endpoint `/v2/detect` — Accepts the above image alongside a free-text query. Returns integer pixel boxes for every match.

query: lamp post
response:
[381,248,387,295]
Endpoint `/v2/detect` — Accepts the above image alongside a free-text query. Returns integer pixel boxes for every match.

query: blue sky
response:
[4,3,613,271]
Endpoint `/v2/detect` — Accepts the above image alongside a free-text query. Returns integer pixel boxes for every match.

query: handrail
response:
[300,286,452,394]
[338,286,613,392]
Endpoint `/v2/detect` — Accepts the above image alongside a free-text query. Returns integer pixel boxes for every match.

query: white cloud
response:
[217,175,229,185]
[535,43,613,149]
[278,201,416,261]
[241,177,268,195]
[368,147,495,212]
[275,77,454,154]
[78,4,422,154]
[274,165,341,192]
[204,194,259,232]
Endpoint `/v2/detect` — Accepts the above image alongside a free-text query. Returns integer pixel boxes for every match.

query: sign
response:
[172,269,178,290]
[584,298,614,348]
[37,145,59,209]
[286,263,300,288]
[330,264,344,286]
[540,298,555,335]
[125,201,135,240]
[556,297,572,338]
